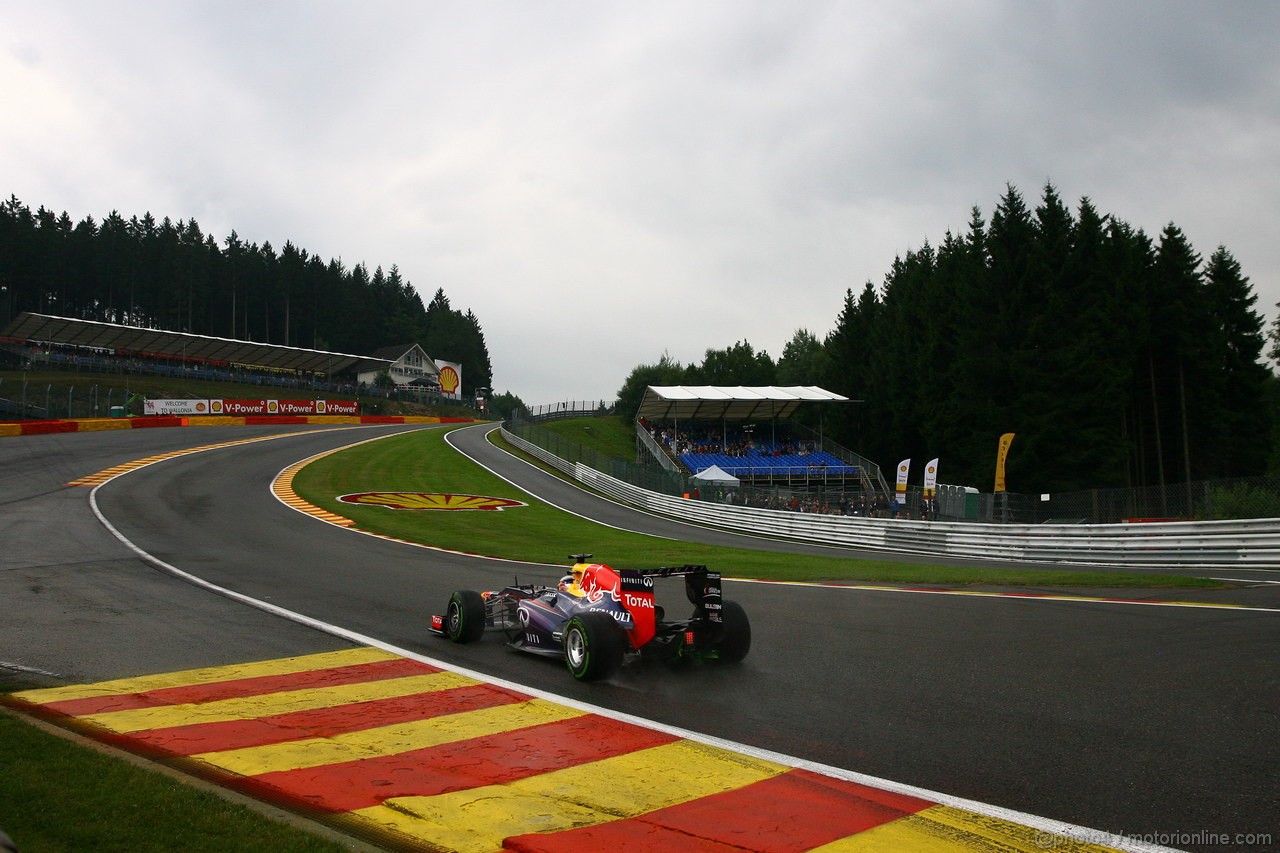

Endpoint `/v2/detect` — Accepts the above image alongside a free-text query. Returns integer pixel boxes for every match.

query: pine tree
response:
[822,283,879,454]
[1203,246,1271,476]
[1149,224,1209,487]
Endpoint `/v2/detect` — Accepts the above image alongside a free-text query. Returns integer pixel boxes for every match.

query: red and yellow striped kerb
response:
[6,647,1126,852]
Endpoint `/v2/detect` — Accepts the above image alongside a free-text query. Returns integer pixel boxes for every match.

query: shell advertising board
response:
[143,399,360,416]
[435,360,462,399]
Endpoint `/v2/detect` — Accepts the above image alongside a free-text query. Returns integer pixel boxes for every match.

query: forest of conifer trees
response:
[3,185,1275,495]
[618,184,1277,494]
[0,195,493,396]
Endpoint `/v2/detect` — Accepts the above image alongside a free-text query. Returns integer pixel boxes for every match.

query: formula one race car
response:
[430,555,751,681]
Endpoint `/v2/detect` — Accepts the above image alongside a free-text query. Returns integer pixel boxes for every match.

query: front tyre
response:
[562,611,625,681]
[714,600,751,662]
[445,590,486,643]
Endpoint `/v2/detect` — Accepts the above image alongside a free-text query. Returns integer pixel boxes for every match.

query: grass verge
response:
[0,706,358,852]
[294,426,1219,589]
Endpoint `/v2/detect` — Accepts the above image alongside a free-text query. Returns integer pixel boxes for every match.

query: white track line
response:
[74,428,1187,853]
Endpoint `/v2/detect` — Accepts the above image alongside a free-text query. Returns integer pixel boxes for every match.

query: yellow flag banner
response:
[994,433,1015,492]
[895,459,910,498]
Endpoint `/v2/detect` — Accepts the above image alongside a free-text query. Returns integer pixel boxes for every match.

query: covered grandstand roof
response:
[637,385,849,421]
[0,312,391,375]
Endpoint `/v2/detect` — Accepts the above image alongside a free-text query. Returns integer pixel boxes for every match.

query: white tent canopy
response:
[636,385,848,422]
[691,464,741,485]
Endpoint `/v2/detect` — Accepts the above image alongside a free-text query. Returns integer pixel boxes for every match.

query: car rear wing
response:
[621,565,722,624]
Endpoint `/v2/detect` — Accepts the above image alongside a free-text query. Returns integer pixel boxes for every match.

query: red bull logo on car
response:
[575,563,658,647]
[578,563,621,605]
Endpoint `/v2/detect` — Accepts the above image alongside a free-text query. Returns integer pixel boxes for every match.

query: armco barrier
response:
[502,427,1280,569]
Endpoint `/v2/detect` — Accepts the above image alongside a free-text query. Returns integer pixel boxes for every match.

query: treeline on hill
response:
[0,195,493,397]
[619,183,1279,494]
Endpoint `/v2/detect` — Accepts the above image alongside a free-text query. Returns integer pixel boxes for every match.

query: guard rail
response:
[501,427,1280,569]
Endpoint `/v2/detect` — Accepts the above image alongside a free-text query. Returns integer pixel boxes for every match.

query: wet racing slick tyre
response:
[445,590,486,643]
[562,611,626,681]
[714,600,751,663]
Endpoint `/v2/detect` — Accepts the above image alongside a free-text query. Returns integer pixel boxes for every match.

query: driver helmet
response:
[559,564,587,596]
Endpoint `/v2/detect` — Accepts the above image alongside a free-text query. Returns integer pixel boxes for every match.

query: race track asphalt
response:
[2,422,1277,852]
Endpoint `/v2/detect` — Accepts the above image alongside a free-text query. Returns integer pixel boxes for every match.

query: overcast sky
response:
[5,1,1278,404]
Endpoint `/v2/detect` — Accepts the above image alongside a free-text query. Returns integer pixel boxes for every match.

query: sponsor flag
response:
[435,360,462,399]
[895,459,910,500]
[994,433,1016,492]
[923,458,939,498]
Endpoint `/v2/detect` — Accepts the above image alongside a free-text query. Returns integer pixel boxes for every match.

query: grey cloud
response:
[4,1,1278,403]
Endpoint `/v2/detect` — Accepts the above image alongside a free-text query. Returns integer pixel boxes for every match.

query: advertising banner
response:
[269,400,319,415]
[144,399,210,416]
[923,458,939,498]
[318,399,358,415]
[895,459,910,501]
[994,433,1016,492]
[435,360,463,399]
[151,398,359,416]
[211,399,270,415]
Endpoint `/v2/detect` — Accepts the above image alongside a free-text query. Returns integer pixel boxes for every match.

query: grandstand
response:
[0,312,389,381]
[635,386,890,497]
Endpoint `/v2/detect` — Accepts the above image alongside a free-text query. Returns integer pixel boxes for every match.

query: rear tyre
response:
[562,611,625,681]
[714,600,751,662]
[445,590,486,643]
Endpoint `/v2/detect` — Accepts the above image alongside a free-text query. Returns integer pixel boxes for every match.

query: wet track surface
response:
[3,422,1278,851]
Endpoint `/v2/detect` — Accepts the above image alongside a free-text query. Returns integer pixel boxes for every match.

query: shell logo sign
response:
[338,492,526,511]
[438,366,460,395]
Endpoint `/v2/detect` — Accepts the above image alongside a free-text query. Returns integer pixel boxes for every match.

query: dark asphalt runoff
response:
[3,422,1277,853]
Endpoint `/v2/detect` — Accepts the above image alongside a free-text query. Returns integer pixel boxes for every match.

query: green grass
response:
[538,414,636,459]
[0,710,353,853]
[295,426,1219,588]
[0,414,1222,851]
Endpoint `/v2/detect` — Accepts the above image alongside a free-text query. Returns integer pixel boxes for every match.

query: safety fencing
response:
[505,417,686,496]
[523,400,617,422]
[501,426,1280,569]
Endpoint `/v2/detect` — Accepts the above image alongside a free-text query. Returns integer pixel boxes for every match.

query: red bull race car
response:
[430,555,751,681]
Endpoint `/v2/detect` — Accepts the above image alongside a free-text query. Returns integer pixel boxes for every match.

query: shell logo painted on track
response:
[338,492,527,511]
